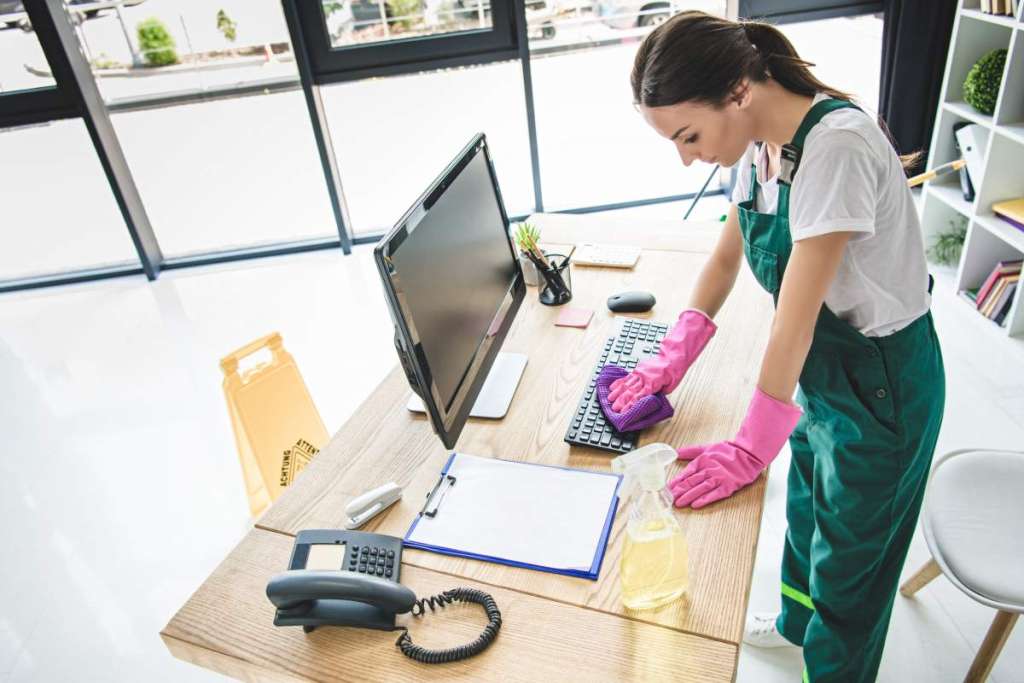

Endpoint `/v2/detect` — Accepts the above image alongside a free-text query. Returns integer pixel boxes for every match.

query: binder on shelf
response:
[404,452,622,580]
[993,198,1024,233]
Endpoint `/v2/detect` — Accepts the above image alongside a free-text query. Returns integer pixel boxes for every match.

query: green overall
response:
[736,99,945,683]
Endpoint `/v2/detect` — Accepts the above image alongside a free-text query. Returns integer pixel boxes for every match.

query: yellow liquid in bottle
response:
[620,518,688,610]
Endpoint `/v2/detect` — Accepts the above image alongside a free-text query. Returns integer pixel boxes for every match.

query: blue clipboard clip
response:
[419,473,457,518]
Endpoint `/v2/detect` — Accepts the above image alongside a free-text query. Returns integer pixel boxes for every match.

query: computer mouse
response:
[607,291,656,313]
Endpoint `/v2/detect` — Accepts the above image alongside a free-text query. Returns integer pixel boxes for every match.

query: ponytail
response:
[632,12,920,173]
[739,21,852,102]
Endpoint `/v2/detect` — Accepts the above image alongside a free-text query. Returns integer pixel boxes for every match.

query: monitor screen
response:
[374,135,525,449]
[387,152,516,410]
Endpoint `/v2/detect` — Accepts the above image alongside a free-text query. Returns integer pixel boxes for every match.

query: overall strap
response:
[746,140,765,202]
[777,98,861,216]
[747,163,758,201]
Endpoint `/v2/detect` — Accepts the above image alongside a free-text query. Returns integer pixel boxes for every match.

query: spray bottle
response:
[611,443,688,610]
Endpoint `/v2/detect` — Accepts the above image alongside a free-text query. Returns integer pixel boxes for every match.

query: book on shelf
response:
[983,275,1019,318]
[993,198,1024,233]
[981,278,1008,317]
[975,259,1023,310]
[993,283,1017,326]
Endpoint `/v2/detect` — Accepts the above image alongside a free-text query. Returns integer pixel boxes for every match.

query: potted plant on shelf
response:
[513,222,544,286]
[928,216,967,268]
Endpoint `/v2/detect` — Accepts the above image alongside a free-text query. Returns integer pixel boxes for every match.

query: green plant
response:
[136,17,177,67]
[513,222,541,254]
[90,52,120,70]
[388,0,422,30]
[322,1,345,16]
[216,9,237,43]
[928,216,967,266]
[963,48,1007,116]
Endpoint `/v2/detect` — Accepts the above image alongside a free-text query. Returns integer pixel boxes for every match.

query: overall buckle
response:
[779,143,801,186]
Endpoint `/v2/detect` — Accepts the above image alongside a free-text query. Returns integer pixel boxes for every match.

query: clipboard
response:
[403,452,622,580]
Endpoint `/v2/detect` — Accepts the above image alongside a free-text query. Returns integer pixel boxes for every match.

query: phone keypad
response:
[348,545,395,579]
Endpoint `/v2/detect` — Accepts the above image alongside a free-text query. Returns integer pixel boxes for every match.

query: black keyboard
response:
[564,318,669,454]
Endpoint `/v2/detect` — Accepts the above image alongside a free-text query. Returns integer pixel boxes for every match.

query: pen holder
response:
[519,253,543,287]
[538,254,572,306]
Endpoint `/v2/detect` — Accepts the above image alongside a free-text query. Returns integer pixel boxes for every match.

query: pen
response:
[523,234,554,269]
[559,245,577,270]
[522,249,546,270]
[523,248,550,272]
[907,159,966,188]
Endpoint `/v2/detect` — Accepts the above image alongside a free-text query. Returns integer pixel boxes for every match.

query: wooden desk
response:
[162,214,774,682]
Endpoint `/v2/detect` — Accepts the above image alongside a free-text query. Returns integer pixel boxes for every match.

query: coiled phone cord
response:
[394,588,502,663]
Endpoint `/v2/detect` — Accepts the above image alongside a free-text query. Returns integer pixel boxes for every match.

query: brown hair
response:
[631,11,921,171]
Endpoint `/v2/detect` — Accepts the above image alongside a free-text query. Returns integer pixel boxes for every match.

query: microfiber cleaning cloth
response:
[596,365,674,432]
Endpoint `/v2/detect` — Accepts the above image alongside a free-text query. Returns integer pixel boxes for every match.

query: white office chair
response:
[900,448,1024,683]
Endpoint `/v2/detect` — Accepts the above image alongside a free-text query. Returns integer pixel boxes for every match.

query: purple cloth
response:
[596,365,674,432]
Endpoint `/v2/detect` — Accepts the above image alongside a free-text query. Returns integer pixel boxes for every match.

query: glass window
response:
[322,0,494,48]
[110,90,338,258]
[782,13,883,112]
[527,4,881,211]
[321,59,534,235]
[529,2,727,211]
[67,0,299,105]
[0,119,139,282]
[56,1,337,259]
[0,9,56,92]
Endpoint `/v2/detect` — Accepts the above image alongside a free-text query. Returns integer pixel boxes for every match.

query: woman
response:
[607,11,945,683]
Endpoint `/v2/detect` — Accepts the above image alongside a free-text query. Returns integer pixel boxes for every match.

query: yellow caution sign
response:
[220,333,329,517]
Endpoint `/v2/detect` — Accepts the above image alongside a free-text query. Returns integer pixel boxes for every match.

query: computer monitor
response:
[374,134,527,449]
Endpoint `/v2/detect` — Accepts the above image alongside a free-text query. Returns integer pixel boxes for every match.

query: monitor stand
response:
[406,352,528,419]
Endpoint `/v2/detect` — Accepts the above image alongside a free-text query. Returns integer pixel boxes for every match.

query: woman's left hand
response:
[670,441,766,508]
[669,387,802,508]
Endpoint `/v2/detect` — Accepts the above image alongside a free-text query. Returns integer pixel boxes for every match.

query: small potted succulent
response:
[513,222,545,286]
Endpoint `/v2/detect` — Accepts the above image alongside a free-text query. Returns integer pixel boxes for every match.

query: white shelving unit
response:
[921,0,1024,337]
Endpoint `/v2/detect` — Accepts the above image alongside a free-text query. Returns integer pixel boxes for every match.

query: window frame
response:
[291,0,521,84]
[738,0,882,23]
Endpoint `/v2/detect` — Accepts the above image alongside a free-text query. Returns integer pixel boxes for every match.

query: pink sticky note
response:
[555,307,594,328]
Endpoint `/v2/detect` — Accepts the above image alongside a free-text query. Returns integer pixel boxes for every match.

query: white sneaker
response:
[743,612,797,648]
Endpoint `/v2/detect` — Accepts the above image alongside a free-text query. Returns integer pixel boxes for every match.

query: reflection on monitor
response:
[374,134,526,449]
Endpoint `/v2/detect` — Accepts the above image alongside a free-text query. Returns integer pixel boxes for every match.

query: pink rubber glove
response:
[669,388,802,509]
[607,309,717,412]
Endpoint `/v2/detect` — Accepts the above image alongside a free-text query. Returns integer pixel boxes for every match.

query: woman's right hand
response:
[607,308,717,412]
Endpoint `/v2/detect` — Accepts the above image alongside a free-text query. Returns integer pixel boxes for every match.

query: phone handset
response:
[267,529,502,664]
[267,571,417,615]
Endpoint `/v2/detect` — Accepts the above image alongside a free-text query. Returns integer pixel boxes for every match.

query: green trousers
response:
[777,309,945,682]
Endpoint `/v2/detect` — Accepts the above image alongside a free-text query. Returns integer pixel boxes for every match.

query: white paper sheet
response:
[406,452,621,572]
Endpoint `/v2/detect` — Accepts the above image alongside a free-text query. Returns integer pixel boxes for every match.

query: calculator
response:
[289,529,403,583]
[572,242,642,269]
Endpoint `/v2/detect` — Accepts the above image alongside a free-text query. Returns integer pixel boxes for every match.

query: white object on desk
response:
[344,482,403,529]
[407,351,527,419]
[572,242,642,269]
[404,452,622,577]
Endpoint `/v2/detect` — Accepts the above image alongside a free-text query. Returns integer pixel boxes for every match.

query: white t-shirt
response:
[730,93,931,338]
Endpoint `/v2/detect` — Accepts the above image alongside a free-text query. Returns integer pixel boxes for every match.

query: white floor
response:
[1,196,1023,682]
